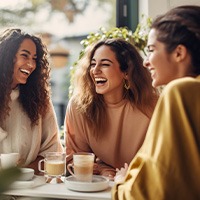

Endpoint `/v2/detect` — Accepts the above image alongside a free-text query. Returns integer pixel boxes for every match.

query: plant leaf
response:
[0,167,21,194]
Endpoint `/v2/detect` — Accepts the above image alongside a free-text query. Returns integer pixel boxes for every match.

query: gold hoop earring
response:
[124,79,130,90]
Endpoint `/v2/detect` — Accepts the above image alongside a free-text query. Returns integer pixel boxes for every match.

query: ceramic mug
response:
[0,153,19,169]
[67,152,95,182]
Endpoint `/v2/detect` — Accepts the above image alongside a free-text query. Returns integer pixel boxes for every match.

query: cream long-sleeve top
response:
[65,98,150,176]
[112,75,200,200]
[0,88,63,166]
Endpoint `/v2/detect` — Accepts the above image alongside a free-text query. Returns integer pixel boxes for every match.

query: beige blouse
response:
[0,88,63,167]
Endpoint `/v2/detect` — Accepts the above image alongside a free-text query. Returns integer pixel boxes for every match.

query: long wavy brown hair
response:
[72,38,158,138]
[0,28,50,127]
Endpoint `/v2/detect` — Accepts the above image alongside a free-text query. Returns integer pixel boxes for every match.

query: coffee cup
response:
[38,152,66,182]
[0,153,19,169]
[67,152,94,182]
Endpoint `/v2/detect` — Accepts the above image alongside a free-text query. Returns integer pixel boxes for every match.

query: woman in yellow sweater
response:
[112,5,200,199]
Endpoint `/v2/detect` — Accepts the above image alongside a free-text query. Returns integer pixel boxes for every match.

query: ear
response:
[173,44,187,62]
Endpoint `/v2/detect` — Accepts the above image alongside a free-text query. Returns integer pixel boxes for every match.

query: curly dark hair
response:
[0,28,50,127]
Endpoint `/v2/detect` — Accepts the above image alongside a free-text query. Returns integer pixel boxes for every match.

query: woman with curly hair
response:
[65,38,158,180]
[0,28,63,174]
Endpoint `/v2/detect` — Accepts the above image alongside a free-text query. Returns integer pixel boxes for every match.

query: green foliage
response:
[77,15,152,60]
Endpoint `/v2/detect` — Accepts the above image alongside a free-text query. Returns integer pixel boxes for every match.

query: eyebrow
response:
[91,58,113,63]
[21,49,37,57]
[101,58,113,63]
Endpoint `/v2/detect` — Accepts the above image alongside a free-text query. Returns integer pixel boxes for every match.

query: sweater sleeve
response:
[39,100,63,156]
[64,100,117,178]
[0,127,7,142]
[64,99,92,164]
[95,157,116,179]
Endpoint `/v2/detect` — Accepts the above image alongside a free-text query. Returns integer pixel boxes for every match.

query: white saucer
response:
[65,175,109,192]
[10,175,46,189]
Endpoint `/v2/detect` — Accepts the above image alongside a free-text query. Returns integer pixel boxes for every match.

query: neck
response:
[104,93,126,104]
[12,85,18,90]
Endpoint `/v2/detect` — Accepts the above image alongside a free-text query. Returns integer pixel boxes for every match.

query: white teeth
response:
[95,78,107,81]
[20,69,30,75]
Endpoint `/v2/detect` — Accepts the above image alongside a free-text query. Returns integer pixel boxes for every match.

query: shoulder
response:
[66,97,86,124]
[66,97,82,117]
[43,99,57,118]
[162,76,200,98]
[67,97,78,110]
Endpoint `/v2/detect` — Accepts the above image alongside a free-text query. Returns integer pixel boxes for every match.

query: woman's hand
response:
[114,163,129,184]
[100,170,116,181]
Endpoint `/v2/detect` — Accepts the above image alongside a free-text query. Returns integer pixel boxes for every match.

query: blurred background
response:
[0,0,116,129]
[0,0,116,70]
[1,0,199,129]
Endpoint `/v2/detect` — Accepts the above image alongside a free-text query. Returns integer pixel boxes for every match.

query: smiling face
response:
[143,29,179,87]
[89,45,125,103]
[12,38,37,89]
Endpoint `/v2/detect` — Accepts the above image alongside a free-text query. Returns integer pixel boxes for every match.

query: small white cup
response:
[0,153,19,169]
[18,168,35,181]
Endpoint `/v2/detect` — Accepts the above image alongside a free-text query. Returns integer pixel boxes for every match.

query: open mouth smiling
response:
[95,77,107,85]
[20,68,31,76]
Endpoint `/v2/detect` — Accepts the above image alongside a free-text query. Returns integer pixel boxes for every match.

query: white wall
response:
[139,0,200,20]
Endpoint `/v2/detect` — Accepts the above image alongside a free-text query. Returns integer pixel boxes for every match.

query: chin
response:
[152,79,162,88]
[152,81,157,88]
[20,80,28,85]
[95,89,105,94]
[96,91,104,95]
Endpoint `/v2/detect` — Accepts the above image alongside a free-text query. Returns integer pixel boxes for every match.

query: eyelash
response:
[21,54,37,61]
[21,54,28,57]
[90,63,95,68]
[102,63,110,66]
[90,63,110,68]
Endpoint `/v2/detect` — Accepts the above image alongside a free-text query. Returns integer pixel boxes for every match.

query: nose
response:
[27,61,35,69]
[143,57,150,68]
[92,64,101,74]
